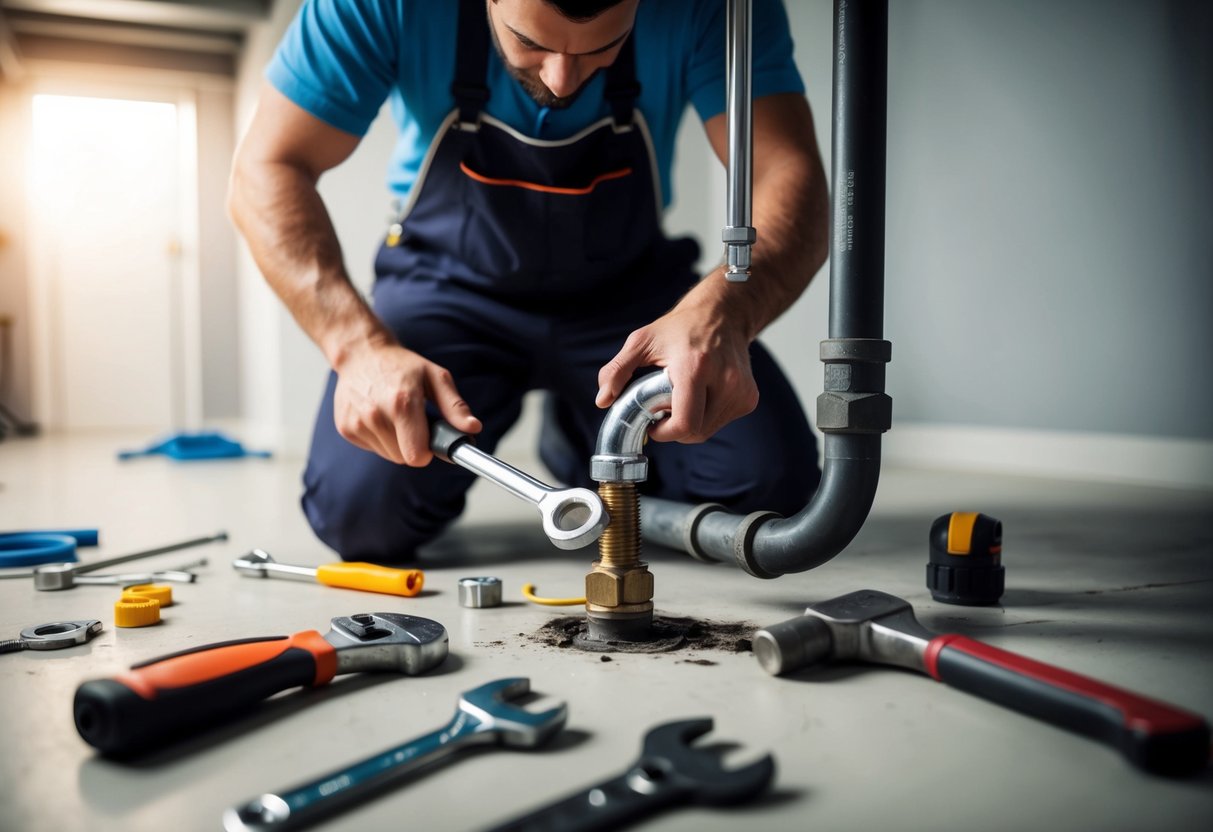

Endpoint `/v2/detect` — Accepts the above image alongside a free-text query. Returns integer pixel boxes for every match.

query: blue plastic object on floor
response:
[118,431,272,462]
[0,529,96,567]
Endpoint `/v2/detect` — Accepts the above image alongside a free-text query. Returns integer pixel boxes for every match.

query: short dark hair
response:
[543,0,628,23]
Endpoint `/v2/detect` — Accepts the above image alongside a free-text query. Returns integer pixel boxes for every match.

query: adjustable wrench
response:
[74,612,448,757]
[223,677,568,831]
[487,718,775,832]
[430,419,607,550]
[754,589,1212,776]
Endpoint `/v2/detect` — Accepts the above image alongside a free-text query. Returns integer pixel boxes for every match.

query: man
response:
[228,0,828,562]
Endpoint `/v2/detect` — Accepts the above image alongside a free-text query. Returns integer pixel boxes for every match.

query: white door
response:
[28,94,182,432]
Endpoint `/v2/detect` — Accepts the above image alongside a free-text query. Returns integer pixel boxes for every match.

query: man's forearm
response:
[228,159,394,370]
[686,96,830,342]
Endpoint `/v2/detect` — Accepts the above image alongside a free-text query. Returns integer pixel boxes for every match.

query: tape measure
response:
[926,512,1004,605]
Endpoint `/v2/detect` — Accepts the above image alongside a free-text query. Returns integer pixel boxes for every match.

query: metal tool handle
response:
[224,718,480,831]
[487,769,688,832]
[927,634,1212,775]
[431,419,549,504]
[74,630,337,756]
[73,531,228,575]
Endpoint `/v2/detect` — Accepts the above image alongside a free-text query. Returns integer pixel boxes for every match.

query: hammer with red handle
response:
[753,589,1210,776]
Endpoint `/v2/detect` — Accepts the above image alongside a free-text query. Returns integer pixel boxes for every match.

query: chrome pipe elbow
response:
[590,369,672,483]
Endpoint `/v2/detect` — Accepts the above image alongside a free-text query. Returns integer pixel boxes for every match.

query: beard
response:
[488,18,598,109]
[505,63,592,109]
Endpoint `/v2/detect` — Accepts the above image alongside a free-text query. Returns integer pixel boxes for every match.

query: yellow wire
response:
[522,582,585,606]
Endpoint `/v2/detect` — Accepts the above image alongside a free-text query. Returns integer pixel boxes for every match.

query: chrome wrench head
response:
[536,488,608,550]
[232,549,276,576]
[325,613,449,675]
[19,619,103,650]
[459,677,569,748]
[34,557,209,591]
[30,562,80,591]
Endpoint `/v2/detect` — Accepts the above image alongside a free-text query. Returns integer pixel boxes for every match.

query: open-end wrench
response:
[0,620,103,654]
[487,718,775,832]
[29,531,228,590]
[430,419,607,550]
[223,677,568,832]
[36,559,207,590]
[74,612,448,757]
[754,589,1212,776]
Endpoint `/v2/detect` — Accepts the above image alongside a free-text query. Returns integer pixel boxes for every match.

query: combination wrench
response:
[430,419,607,550]
[487,718,775,832]
[224,677,567,831]
[17,531,228,590]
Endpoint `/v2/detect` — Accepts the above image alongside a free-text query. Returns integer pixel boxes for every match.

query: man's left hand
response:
[595,290,758,443]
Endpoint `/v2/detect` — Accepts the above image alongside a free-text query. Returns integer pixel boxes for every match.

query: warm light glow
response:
[27,93,182,431]
[28,94,176,215]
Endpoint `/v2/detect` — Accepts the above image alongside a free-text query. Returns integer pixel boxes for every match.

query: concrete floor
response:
[1,431,1211,832]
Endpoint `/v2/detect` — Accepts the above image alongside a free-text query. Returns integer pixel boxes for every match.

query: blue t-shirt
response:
[267,0,804,208]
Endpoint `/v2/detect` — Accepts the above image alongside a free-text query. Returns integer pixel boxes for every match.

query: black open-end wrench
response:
[486,718,775,832]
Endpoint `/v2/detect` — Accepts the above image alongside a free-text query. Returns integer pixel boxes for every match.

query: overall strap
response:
[603,32,640,126]
[452,0,491,124]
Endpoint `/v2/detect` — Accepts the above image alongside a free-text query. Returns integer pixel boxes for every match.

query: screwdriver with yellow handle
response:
[233,549,423,597]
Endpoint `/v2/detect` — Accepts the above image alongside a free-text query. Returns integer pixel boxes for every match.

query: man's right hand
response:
[332,340,482,467]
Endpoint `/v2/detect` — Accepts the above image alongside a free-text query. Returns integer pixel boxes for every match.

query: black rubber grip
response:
[429,418,474,461]
[931,636,1211,776]
[74,635,330,757]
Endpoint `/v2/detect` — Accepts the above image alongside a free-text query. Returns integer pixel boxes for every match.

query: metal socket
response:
[458,576,503,609]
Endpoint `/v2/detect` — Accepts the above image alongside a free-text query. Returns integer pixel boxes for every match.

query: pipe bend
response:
[640,434,882,578]
[748,434,882,575]
[593,369,672,459]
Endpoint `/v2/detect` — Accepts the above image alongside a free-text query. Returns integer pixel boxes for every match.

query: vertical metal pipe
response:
[829,0,888,338]
[724,0,755,281]
[633,0,891,578]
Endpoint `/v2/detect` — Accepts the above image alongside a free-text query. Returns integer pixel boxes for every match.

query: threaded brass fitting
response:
[596,482,639,567]
[586,482,653,639]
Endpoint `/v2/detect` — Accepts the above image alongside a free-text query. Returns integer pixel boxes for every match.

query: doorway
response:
[26,90,198,433]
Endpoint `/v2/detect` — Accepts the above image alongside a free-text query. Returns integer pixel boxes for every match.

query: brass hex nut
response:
[585,570,621,607]
[621,568,653,604]
[585,567,654,608]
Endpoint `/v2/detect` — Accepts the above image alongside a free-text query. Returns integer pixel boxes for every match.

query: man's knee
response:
[302,462,468,563]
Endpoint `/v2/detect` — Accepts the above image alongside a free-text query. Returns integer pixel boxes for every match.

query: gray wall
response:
[881,0,1212,439]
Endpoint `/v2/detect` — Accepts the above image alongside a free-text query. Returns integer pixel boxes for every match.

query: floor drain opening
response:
[527,615,757,656]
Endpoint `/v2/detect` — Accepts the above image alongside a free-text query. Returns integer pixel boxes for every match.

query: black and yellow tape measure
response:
[926,512,1004,605]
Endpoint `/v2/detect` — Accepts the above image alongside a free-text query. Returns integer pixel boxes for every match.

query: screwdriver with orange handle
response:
[233,549,424,596]
[74,612,448,757]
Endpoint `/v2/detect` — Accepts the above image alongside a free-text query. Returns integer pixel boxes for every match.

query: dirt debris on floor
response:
[518,614,757,656]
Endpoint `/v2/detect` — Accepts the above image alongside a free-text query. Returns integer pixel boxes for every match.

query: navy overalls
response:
[302,0,820,562]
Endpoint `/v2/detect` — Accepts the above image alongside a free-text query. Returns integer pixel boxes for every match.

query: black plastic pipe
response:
[638,0,890,578]
[830,0,887,340]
